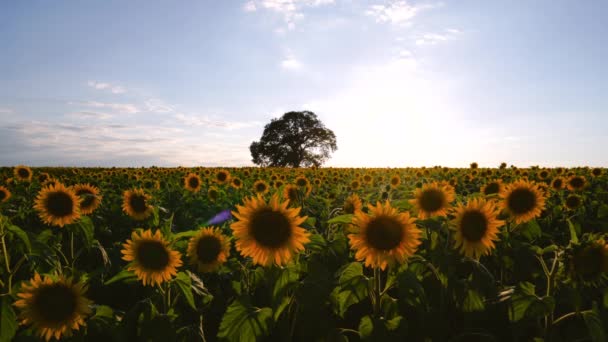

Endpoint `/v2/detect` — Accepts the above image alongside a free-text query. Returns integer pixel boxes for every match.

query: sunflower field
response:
[1,165,607,341]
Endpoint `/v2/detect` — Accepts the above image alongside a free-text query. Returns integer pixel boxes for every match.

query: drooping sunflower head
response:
[409,182,455,219]
[122,189,153,221]
[568,239,608,286]
[551,177,565,190]
[14,273,92,341]
[14,165,33,182]
[450,198,504,259]
[481,180,503,196]
[34,184,81,227]
[184,173,202,192]
[343,193,363,215]
[0,185,11,203]
[121,229,182,286]
[348,201,422,270]
[230,194,310,266]
[72,184,102,215]
[208,186,220,202]
[231,177,243,189]
[187,227,230,273]
[564,194,583,211]
[253,180,269,194]
[389,175,401,189]
[567,175,586,191]
[215,169,231,185]
[499,180,546,224]
[283,184,300,203]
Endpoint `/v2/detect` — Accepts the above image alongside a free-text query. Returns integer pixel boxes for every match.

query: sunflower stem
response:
[373,267,382,318]
[1,232,11,293]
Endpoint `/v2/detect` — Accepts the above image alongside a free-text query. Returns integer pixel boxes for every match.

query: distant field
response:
[1,165,607,341]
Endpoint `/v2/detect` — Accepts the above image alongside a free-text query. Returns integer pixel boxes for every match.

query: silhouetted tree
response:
[250,111,337,167]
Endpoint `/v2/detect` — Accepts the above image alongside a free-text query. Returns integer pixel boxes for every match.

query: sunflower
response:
[568,239,608,285]
[295,175,309,188]
[231,194,310,266]
[350,179,361,191]
[274,180,284,189]
[591,168,603,178]
[348,201,421,270]
[551,177,565,190]
[0,185,11,203]
[231,177,243,189]
[34,184,81,227]
[208,186,220,202]
[37,172,51,183]
[389,175,401,189]
[14,273,92,341]
[343,194,363,215]
[566,175,586,191]
[564,194,582,210]
[253,180,269,194]
[187,227,231,273]
[450,198,504,259]
[283,184,299,203]
[122,189,153,221]
[72,184,102,215]
[499,180,546,224]
[409,182,455,219]
[184,173,202,192]
[14,165,33,182]
[481,180,503,196]
[215,169,231,185]
[121,229,182,286]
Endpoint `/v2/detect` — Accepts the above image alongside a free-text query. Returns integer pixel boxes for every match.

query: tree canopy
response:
[249,111,337,167]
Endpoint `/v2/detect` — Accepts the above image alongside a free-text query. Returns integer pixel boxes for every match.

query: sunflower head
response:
[348,201,422,270]
[231,177,243,189]
[34,184,81,227]
[121,229,182,286]
[37,172,50,183]
[343,194,363,215]
[295,176,309,188]
[253,180,269,194]
[450,198,504,259]
[122,189,153,221]
[14,165,33,182]
[538,170,550,180]
[499,180,546,224]
[72,184,102,215]
[409,182,455,219]
[568,239,608,286]
[551,177,565,190]
[231,194,310,266]
[564,194,583,211]
[283,184,300,203]
[591,168,603,178]
[184,173,202,192]
[187,227,231,273]
[481,180,502,196]
[208,186,220,202]
[567,175,586,191]
[0,185,11,203]
[389,175,401,188]
[215,170,231,185]
[14,273,92,341]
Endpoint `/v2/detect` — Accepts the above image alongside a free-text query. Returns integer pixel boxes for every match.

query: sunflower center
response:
[217,172,227,182]
[296,179,307,187]
[391,178,399,186]
[17,168,30,178]
[419,189,445,212]
[249,208,292,249]
[0,191,6,201]
[565,195,582,209]
[484,183,500,195]
[196,236,222,263]
[569,177,584,188]
[34,284,77,324]
[365,216,404,251]
[507,188,536,214]
[76,190,95,208]
[552,179,563,189]
[256,183,267,192]
[233,179,241,186]
[129,195,148,213]
[460,210,488,242]
[136,240,170,271]
[188,177,200,189]
[46,192,75,217]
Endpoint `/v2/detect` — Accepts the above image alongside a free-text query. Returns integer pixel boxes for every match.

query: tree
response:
[250,111,337,167]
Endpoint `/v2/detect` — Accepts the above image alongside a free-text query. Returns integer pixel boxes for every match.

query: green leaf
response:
[76,216,95,249]
[598,204,608,219]
[306,233,327,253]
[509,295,535,322]
[272,266,299,305]
[520,220,541,241]
[385,316,403,331]
[567,219,579,244]
[0,297,17,342]
[172,230,198,241]
[174,272,196,310]
[304,216,316,227]
[583,309,606,342]
[462,289,485,312]
[328,214,354,225]
[6,224,31,252]
[358,315,373,339]
[93,305,114,320]
[390,199,413,210]
[104,269,137,285]
[217,299,273,342]
[339,262,364,287]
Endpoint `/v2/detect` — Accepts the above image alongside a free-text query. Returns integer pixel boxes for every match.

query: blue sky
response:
[1,0,607,167]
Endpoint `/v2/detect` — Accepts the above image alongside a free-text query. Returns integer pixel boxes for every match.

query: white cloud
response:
[415,28,461,45]
[366,1,438,25]
[66,111,113,120]
[280,52,302,70]
[71,101,140,114]
[87,81,127,94]
[243,1,257,11]
[173,113,263,130]
[243,0,335,30]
